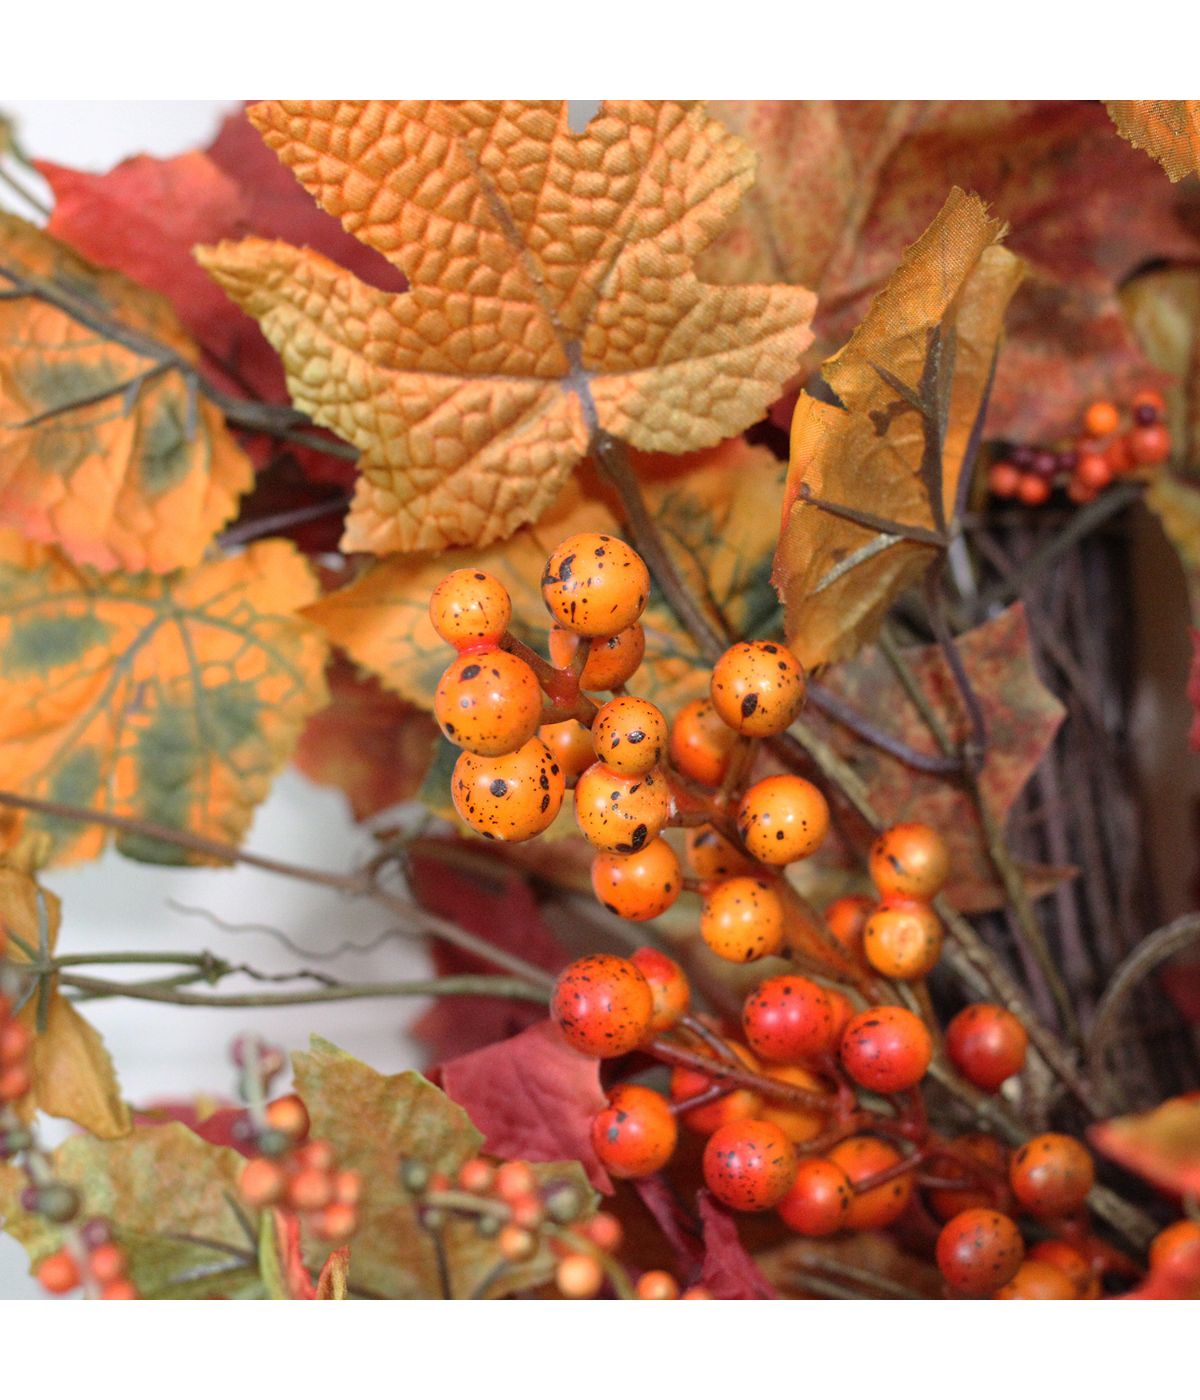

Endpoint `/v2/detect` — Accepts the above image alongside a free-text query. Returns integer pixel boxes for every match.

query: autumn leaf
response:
[293,1037,596,1298]
[0,535,328,866]
[696,1193,777,1299]
[773,189,1023,669]
[292,657,439,822]
[1089,1093,1200,1200]
[440,1021,611,1192]
[0,214,253,573]
[196,100,814,554]
[0,864,129,1137]
[703,101,1199,442]
[1123,269,1200,467]
[1108,101,1200,183]
[805,604,1066,913]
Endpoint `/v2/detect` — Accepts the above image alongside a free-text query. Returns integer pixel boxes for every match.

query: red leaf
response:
[1089,1092,1200,1200]
[134,1099,245,1153]
[697,1191,778,1299]
[632,1175,706,1278]
[272,1208,318,1300]
[440,1021,612,1193]
[1120,1235,1200,1300]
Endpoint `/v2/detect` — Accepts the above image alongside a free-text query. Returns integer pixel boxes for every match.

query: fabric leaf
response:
[1089,1092,1200,1199]
[1107,101,1200,183]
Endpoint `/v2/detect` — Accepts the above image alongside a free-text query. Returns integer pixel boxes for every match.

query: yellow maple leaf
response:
[0,536,328,866]
[0,214,253,573]
[0,865,129,1137]
[773,189,1024,669]
[196,101,814,554]
[1108,101,1200,183]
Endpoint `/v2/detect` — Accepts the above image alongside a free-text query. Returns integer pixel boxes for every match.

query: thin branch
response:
[806,678,962,775]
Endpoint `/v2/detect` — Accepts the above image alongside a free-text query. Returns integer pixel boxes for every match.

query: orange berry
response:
[862,898,943,980]
[314,1203,358,1242]
[551,953,654,1057]
[743,974,836,1063]
[670,1040,763,1133]
[636,1269,680,1299]
[591,841,681,923]
[0,1019,32,1065]
[287,1166,335,1212]
[538,719,595,778]
[1017,473,1051,506]
[452,737,565,842]
[868,822,950,900]
[823,895,875,962]
[1083,400,1120,437]
[592,696,668,776]
[992,1258,1075,1299]
[988,462,1021,498]
[542,534,650,637]
[760,1064,828,1143]
[1009,1134,1094,1218]
[499,1225,537,1261]
[556,1251,605,1298]
[703,1119,796,1212]
[736,775,829,865]
[0,1063,32,1102]
[1105,435,1133,474]
[700,877,785,963]
[1074,451,1113,492]
[434,648,542,756]
[1129,423,1170,465]
[669,698,739,787]
[840,1006,932,1094]
[264,1093,310,1142]
[99,1279,139,1300]
[509,1192,545,1229]
[778,1157,852,1236]
[1027,1238,1094,1297]
[828,1135,914,1231]
[583,1211,623,1252]
[710,641,805,737]
[429,569,512,650]
[36,1250,81,1294]
[592,1084,678,1179]
[239,1157,286,1208]
[573,761,672,854]
[629,946,690,1032]
[685,824,757,880]
[494,1161,537,1202]
[1149,1219,1200,1274]
[682,1285,713,1299]
[936,1208,1025,1296]
[548,623,645,690]
[87,1242,128,1285]
[457,1158,496,1194]
[945,1003,1028,1092]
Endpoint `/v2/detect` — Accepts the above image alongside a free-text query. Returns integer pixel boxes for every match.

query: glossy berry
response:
[1017,473,1050,506]
[434,649,542,756]
[760,1064,828,1143]
[452,737,565,842]
[592,696,668,775]
[710,641,805,737]
[573,762,672,853]
[36,1250,81,1295]
[670,1041,763,1133]
[823,895,875,963]
[636,1270,680,1300]
[542,533,650,638]
[669,698,739,787]
[1009,1134,1094,1217]
[840,1006,933,1094]
[743,975,836,1062]
[0,1019,32,1065]
[945,1003,1029,1092]
[1149,1220,1200,1275]
[239,1156,286,1208]
[264,1093,310,1142]
[551,954,654,1058]
[700,878,785,962]
[1129,423,1170,465]
[868,822,949,900]
[591,1084,678,1179]
[1083,400,1120,437]
[736,775,829,865]
[828,1136,914,1230]
[429,569,512,650]
[703,1119,796,1212]
[584,1212,623,1252]
[993,1259,1075,1299]
[592,841,681,923]
[936,1208,1025,1296]
[556,1252,605,1298]
[862,898,943,980]
[988,462,1020,498]
[777,1157,852,1236]
[315,1203,358,1243]
[548,623,645,690]
[925,1133,1011,1222]
[287,1166,334,1212]
[630,947,690,1032]
[100,1280,139,1301]
[1027,1239,1094,1298]
[686,825,757,880]
[538,719,595,778]
[1075,451,1113,492]
[494,1161,537,1202]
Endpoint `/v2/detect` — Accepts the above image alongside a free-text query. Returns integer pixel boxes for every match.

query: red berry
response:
[777,1157,852,1236]
[0,1019,32,1065]
[760,1064,828,1144]
[743,975,836,1063]
[868,822,949,900]
[1075,451,1113,492]
[36,1250,81,1294]
[556,1251,605,1298]
[1009,1134,1094,1218]
[925,1133,1011,1222]
[736,775,829,865]
[592,1085,678,1179]
[1027,1239,1094,1298]
[87,1241,128,1285]
[936,1208,1025,1296]
[840,1006,932,1094]
[988,462,1021,498]
[494,1161,537,1202]
[629,947,690,1032]
[1017,473,1051,506]
[1149,1219,1200,1275]
[551,954,654,1057]
[99,1279,139,1300]
[993,1259,1075,1299]
[669,1041,763,1133]
[1129,423,1170,465]
[702,1119,796,1212]
[287,1166,334,1212]
[823,895,874,963]
[945,1003,1028,1091]
[828,1136,914,1230]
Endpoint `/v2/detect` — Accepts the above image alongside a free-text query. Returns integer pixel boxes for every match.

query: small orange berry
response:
[239,1157,286,1208]
[636,1269,680,1299]
[1083,400,1120,437]
[556,1251,605,1298]
[36,1250,80,1294]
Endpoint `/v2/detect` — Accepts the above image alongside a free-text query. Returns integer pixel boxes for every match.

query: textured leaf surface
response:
[0,865,129,1136]
[0,536,328,866]
[696,1192,777,1299]
[807,605,1065,912]
[197,100,814,553]
[0,214,253,572]
[774,190,1023,668]
[1108,101,1200,183]
[1089,1093,1200,1200]
[703,101,1199,442]
[293,1037,595,1298]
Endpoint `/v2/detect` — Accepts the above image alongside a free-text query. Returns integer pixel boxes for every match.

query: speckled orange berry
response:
[710,641,805,737]
[1009,1134,1094,1218]
[574,762,672,853]
[670,1041,763,1133]
[685,824,757,880]
[669,698,739,787]
[548,623,645,690]
[823,895,874,964]
[452,737,565,841]
[538,719,595,778]
[828,1135,914,1231]
[945,1003,1028,1092]
[592,1084,678,1179]
[743,975,836,1063]
[1083,400,1120,438]
[736,774,829,865]
[992,1258,1075,1299]
[862,898,943,980]
[1027,1239,1094,1297]
[760,1064,828,1143]
[542,534,650,637]
[936,1208,1025,1296]
[700,877,785,963]
[592,841,681,923]
[840,1006,932,1094]
[429,569,512,650]
[703,1119,796,1211]
[434,649,542,756]
[592,696,668,775]
[551,954,654,1057]
[868,823,950,900]
[777,1157,853,1236]
[630,946,690,1032]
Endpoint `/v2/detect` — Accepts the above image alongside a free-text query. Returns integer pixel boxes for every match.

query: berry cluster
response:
[34,1220,137,1300]
[988,391,1170,507]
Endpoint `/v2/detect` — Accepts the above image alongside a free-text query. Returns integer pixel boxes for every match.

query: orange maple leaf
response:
[196,100,815,554]
[1108,101,1200,182]
[0,536,328,865]
[0,214,253,573]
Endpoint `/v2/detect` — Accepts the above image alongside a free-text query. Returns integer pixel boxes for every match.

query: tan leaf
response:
[1107,101,1200,182]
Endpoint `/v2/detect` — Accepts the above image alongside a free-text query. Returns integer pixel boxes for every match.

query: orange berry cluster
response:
[35,1219,138,1300]
[988,390,1170,507]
